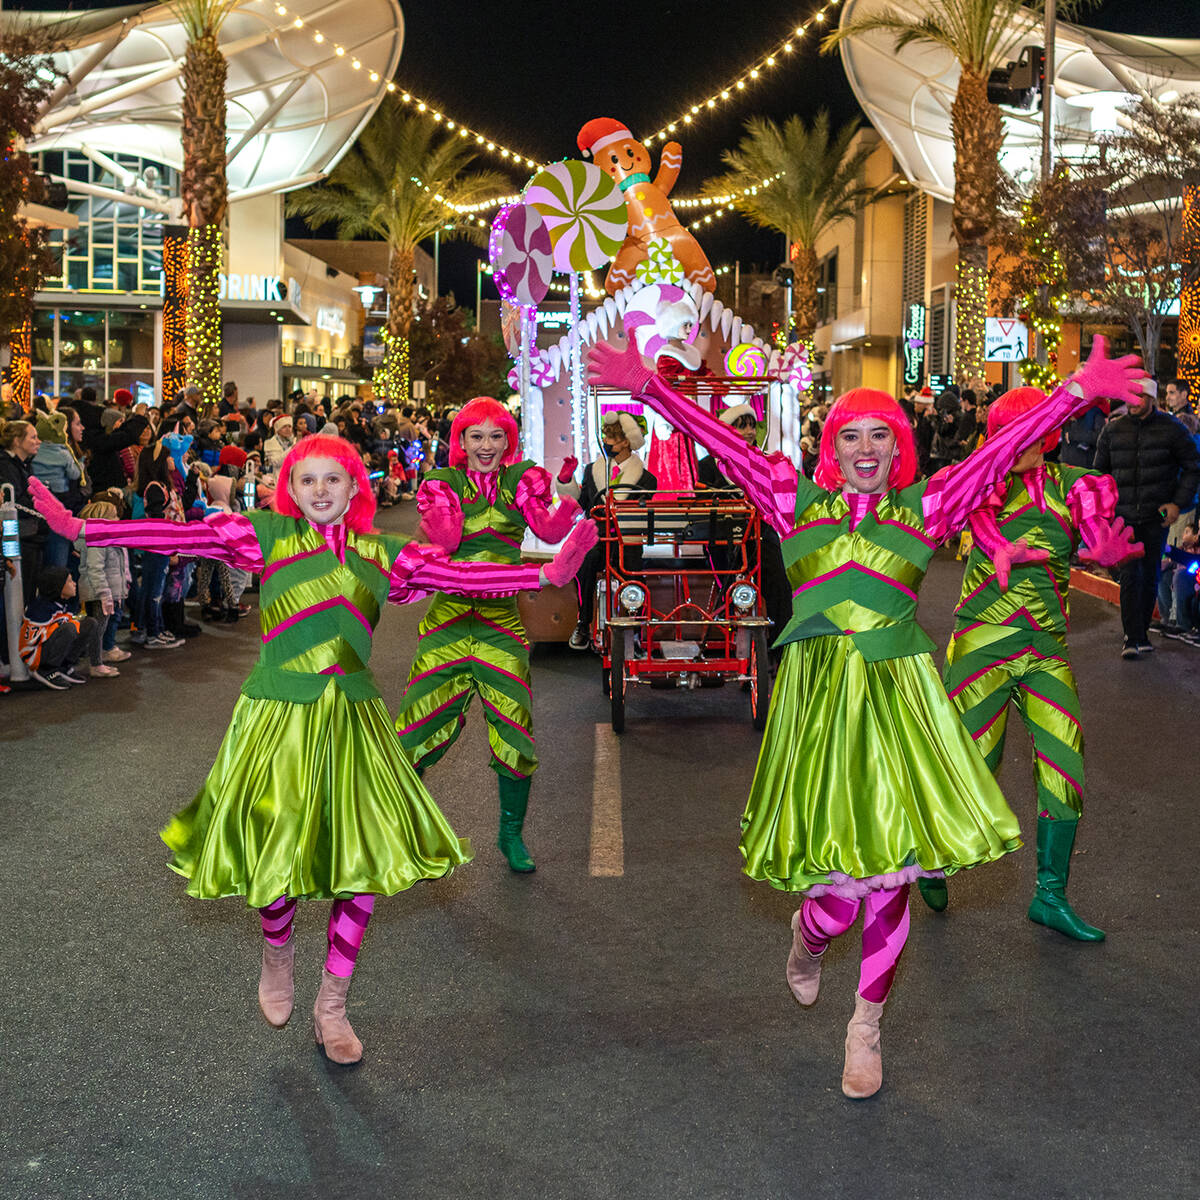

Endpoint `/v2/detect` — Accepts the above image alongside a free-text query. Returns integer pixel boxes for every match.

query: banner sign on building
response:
[902,303,926,388]
[986,318,1030,362]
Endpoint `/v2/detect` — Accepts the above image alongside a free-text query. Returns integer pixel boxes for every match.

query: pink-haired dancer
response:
[396,398,583,873]
[28,435,595,1065]
[588,336,1145,1099]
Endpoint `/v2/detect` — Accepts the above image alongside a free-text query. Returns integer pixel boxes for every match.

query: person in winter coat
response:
[74,496,130,669]
[32,409,89,568]
[0,420,43,615]
[20,565,103,688]
[263,415,294,473]
[1094,378,1200,656]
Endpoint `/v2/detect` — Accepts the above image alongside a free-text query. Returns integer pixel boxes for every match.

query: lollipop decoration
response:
[525,161,627,273]
[635,237,685,286]
[488,203,553,308]
[724,342,769,379]
[779,343,813,393]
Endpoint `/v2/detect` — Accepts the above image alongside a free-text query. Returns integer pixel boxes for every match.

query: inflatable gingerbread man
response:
[577,117,716,296]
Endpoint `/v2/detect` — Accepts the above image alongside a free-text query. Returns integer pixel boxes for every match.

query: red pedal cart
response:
[589,486,773,733]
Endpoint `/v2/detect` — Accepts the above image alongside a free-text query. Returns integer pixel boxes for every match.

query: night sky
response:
[24,0,1200,304]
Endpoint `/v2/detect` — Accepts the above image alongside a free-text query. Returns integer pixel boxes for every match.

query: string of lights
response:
[646,0,843,142]
[260,2,547,170]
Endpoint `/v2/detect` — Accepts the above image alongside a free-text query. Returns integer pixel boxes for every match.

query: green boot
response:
[917,876,948,912]
[497,774,535,873]
[1027,816,1105,941]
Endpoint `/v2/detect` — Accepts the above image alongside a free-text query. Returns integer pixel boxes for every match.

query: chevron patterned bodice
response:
[953,463,1088,635]
[776,478,939,662]
[426,462,536,566]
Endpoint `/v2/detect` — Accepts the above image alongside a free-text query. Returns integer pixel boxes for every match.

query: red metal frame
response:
[591,488,768,686]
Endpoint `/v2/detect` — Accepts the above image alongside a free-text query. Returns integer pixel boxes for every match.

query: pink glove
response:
[557,455,579,485]
[1078,516,1144,568]
[419,498,463,553]
[542,520,598,587]
[967,507,1049,591]
[587,339,654,395]
[27,477,83,540]
[1071,335,1147,408]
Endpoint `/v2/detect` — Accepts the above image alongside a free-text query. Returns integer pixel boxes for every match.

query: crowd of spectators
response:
[1,382,467,692]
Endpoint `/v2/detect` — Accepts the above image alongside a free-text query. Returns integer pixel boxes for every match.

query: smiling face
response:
[598,137,651,184]
[288,455,358,525]
[834,418,898,494]
[460,420,509,473]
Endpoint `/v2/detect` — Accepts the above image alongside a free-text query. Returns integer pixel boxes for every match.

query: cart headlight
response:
[618,583,646,613]
[730,582,757,612]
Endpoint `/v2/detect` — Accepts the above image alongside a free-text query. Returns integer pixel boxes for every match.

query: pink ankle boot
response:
[257,938,295,1027]
[313,969,363,1064]
[785,909,824,1006]
[841,992,885,1099]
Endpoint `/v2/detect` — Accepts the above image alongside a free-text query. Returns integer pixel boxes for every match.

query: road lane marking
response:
[589,723,624,877]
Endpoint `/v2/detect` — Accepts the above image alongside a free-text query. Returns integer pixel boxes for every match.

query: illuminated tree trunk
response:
[180,29,228,414]
[950,69,1003,384]
[376,244,414,405]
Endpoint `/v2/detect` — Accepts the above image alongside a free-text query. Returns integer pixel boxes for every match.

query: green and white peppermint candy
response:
[635,237,685,285]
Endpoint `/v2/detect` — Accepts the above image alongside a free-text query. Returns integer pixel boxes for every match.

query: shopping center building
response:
[815,0,1200,394]
[16,0,404,404]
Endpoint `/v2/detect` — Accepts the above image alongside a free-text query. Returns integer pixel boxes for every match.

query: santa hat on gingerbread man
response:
[577,118,634,158]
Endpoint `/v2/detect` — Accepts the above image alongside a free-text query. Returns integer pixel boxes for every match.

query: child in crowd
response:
[27,435,596,1065]
[20,565,106,689]
[75,496,131,668]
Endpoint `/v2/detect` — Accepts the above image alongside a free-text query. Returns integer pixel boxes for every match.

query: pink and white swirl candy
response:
[525,161,627,273]
[489,203,553,307]
[779,344,813,392]
[724,342,769,379]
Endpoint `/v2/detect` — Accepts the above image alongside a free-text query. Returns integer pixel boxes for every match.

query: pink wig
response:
[814,388,918,491]
[448,397,521,469]
[986,386,1059,453]
[273,434,377,532]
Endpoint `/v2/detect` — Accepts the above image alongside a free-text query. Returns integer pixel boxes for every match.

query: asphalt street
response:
[1,501,1196,1200]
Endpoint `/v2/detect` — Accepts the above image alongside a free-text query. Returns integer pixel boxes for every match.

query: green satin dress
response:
[740,479,1022,895]
[161,512,472,907]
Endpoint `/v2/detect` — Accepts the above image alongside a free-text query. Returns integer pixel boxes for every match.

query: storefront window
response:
[33,309,159,403]
[34,151,179,295]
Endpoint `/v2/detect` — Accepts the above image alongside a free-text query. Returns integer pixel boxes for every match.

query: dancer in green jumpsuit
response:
[396,398,581,872]
[921,388,1142,940]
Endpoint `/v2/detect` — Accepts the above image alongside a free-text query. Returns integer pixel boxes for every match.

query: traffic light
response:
[773,265,795,288]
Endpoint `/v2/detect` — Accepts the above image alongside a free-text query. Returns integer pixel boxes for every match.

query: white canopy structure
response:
[836,0,1200,198]
[13,0,403,213]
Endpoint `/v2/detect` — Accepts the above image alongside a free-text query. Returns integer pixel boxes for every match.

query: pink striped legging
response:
[258,894,376,978]
[797,885,910,1003]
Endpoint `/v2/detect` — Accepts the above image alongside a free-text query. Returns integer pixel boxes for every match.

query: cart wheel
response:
[610,630,626,734]
[750,628,770,731]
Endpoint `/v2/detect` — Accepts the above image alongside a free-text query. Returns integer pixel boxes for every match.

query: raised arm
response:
[27,477,265,571]
[388,520,598,605]
[1066,472,1143,567]
[966,495,1049,590]
[587,339,797,535]
[921,338,1146,542]
[514,466,580,543]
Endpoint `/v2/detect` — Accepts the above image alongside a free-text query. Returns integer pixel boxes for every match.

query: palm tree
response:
[824,0,1086,384]
[702,112,876,342]
[172,0,237,414]
[288,102,508,404]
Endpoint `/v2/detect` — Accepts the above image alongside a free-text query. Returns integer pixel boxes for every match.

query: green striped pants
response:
[396,593,537,780]
[943,622,1083,820]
